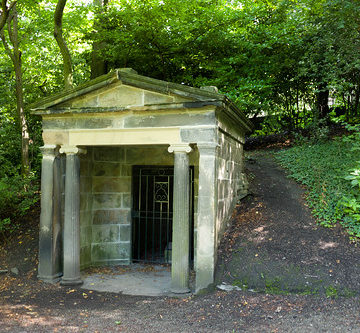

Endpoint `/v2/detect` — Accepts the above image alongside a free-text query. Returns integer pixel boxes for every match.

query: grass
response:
[233,276,357,297]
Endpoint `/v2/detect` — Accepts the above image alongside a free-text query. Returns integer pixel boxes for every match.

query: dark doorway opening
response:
[132,166,194,264]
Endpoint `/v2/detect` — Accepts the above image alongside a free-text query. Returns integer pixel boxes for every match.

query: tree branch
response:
[0,24,14,62]
[54,0,73,89]
[1,2,30,175]
[0,0,15,32]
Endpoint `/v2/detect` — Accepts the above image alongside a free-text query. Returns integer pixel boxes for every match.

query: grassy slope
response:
[274,136,360,240]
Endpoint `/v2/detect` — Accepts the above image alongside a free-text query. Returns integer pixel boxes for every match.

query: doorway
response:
[132,166,194,264]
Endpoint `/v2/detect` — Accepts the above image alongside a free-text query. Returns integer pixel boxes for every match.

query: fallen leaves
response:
[66,289,76,294]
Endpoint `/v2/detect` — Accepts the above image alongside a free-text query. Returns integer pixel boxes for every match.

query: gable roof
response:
[31,68,253,133]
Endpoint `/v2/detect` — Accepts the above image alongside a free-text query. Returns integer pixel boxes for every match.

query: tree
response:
[0,1,30,175]
[0,0,94,224]
[54,0,73,89]
[90,0,108,79]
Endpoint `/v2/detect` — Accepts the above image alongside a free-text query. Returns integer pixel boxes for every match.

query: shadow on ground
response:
[82,264,172,296]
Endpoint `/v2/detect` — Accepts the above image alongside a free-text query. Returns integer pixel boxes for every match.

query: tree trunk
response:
[0,3,30,176]
[13,48,29,176]
[54,0,73,89]
[353,75,360,119]
[316,83,330,120]
[90,0,108,79]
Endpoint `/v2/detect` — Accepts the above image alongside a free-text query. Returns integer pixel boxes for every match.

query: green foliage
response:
[88,0,360,132]
[325,286,338,299]
[0,173,39,236]
[233,278,249,291]
[3,0,360,138]
[275,130,360,240]
[2,0,360,230]
[0,0,92,232]
[0,218,12,234]
[293,118,330,146]
[0,104,40,236]
[335,124,360,238]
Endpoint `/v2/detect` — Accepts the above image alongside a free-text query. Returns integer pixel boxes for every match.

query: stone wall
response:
[79,151,93,268]
[90,147,131,266]
[73,137,243,275]
[215,131,246,253]
[78,145,198,267]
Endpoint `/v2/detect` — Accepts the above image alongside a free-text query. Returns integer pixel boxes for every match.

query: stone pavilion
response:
[31,68,252,293]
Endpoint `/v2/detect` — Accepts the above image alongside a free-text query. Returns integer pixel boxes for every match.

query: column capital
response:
[59,145,87,155]
[40,145,59,157]
[197,142,219,154]
[168,144,192,154]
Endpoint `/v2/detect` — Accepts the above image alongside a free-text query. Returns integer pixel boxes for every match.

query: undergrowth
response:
[0,174,39,239]
[275,124,360,240]
[0,119,41,238]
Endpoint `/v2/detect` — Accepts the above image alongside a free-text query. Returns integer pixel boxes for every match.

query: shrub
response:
[275,128,360,240]
[0,118,41,237]
[0,173,39,237]
[335,124,360,238]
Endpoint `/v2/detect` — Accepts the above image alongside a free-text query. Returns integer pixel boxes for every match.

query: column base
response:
[38,272,62,284]
[171,287,190,294]
[60,277,83,286]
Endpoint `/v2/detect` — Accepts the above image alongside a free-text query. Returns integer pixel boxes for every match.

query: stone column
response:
[59,146,86,286]
[38,145,62,283]
[168,144,192,293]
[196,143,219,293]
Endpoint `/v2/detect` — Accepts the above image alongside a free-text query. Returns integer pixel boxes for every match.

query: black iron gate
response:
[132,166,193,264]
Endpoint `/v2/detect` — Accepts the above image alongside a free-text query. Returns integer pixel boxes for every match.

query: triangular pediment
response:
[30,68,253,133]
[31,68,223,111]
[57,81,194,109]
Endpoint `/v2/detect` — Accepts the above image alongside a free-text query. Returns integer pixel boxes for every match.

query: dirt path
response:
[217,152,360,296]
[1,151,360,332]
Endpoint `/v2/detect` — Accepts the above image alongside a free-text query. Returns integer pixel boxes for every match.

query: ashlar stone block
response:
[92,209,131,225]
[120,164,132,177]
[119,224,131,241]
[94,147,125,162]
[80,210,92,227]
[80,226,92,246]
[76,118,112,129]
[92,177,131,193]
[98,85,143,107]
[42,118,69,130]
[92,225,120,243]
[80,158,91,175]
[144,91,174,104]
[80,178,92,194]
[91,242,131,261]
[71,94,98,108]
[80,246,91,268]
[123,112,214,128]
[93,161,121,177]
[126,147,172,164]
[180,127,217,143]
[122,193,131,208]
[92,194,122,209]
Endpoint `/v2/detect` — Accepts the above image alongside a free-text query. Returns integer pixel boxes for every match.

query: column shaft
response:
[61,150,82,285]
[196,143,218,293]
[38,145,62,283]
[168,144,192,293]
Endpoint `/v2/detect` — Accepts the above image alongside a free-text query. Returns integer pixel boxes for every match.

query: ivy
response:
[275,130,360,240]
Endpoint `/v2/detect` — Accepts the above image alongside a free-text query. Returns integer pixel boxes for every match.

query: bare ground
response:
[1,151,360,332]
